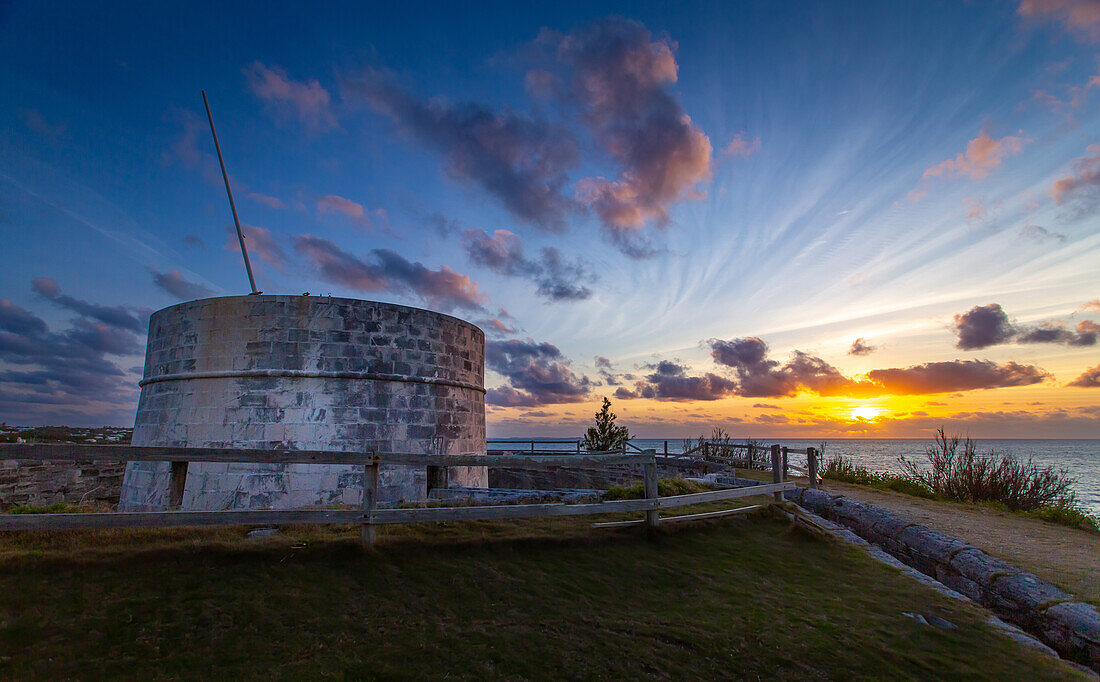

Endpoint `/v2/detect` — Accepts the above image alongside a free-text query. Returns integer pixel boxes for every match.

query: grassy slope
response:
[818,479,1100,606]
[0,510,1086,680]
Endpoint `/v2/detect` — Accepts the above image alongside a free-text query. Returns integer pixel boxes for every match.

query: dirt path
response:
[816,479,1100,605]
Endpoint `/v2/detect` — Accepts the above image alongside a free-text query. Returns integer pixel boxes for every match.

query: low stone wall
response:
[0,459,126,510]
[785,486,1100,672]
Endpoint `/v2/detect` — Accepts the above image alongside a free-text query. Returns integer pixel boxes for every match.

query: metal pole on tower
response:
[202,90,259,295]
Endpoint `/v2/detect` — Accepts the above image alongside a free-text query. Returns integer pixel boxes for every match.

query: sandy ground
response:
[815,479,1100,605]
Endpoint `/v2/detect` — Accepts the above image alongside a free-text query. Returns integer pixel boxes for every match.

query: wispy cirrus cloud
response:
[243,61,338,132]
[295,235,486,311]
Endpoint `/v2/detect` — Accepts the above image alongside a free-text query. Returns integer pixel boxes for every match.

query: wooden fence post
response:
[663,440,668,455]
[167,461,188,510]
[745,444,754,470]
[781,447,788,482]
[808,447,819,490]
[643,449,659,534]
[361,452,379,549]
[770,444,783,502]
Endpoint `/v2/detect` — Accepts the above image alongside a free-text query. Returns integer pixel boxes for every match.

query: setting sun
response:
[849,405,881,421]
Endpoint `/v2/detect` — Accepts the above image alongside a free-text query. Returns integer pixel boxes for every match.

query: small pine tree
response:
[582,397,630,452]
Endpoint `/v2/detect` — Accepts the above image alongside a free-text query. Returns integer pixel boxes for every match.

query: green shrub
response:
[603,477,713,500]
[821,455,935,499]
[9,503,75,514]
[1022,498,1100,532]
[898,429,1076,511]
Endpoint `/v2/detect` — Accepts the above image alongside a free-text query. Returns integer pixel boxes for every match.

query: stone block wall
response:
[786,486,1100,671]
[0,459,125,509]
[120,296,486,511]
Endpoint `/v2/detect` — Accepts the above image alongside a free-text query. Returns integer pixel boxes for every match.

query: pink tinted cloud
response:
[245,192,287,210]
[243,62,337,132]
[964,198,986,219]
[20,109,67,139]
[317,194,386,227]
[1050,143,1100,202]
[722,132,761,158]
[922,127,1027,181]
[295,235,486,312]
[1068,363,1100,387]
[223,224,287,271]
[554,18,713,254]
[1018,0,1100,41]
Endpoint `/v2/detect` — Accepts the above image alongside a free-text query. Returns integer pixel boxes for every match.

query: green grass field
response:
[0,509,1086,680]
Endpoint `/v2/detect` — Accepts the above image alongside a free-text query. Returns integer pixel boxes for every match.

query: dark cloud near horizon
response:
[461,228,593,301]
[0,298,140,424]
[708,336,1050,398]
[954,303,1015,350]
[848,337,875,356]
[866,360,1050,394]
[954,302,1097,349]
[150,269,215,301]
[296,235,487,312]
[485,338,590,406]
[1068,363,1100,388]
[344,69,579,232]
[614,359,737,401]
[31,277,144,333]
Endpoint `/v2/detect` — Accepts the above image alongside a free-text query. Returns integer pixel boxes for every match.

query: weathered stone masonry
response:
[120,295,486,511]
[0,459,125,509]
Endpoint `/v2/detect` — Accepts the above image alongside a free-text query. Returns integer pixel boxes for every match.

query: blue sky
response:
[2,0,1099,436]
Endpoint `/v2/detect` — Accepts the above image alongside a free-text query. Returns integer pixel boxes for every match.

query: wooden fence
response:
[0,443,796,547]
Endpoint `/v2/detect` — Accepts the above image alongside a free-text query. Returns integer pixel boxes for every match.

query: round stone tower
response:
[119,295,486,511]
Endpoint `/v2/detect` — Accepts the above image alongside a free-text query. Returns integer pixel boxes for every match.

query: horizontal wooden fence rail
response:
[0,443,798,545]
[0,443,642,469]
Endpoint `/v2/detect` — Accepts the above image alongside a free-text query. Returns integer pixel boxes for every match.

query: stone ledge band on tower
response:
[138,368,487,394]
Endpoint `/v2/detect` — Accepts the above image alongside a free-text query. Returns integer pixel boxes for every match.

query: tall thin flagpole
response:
[202,90,259,295]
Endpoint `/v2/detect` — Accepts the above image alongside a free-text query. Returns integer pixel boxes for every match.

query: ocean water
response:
[489,437,1100,514]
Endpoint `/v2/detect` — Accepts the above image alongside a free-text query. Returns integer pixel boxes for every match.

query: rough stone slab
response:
[950,548,1023,590]
[991,572,1073,613]
[1040,602,1100,670]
